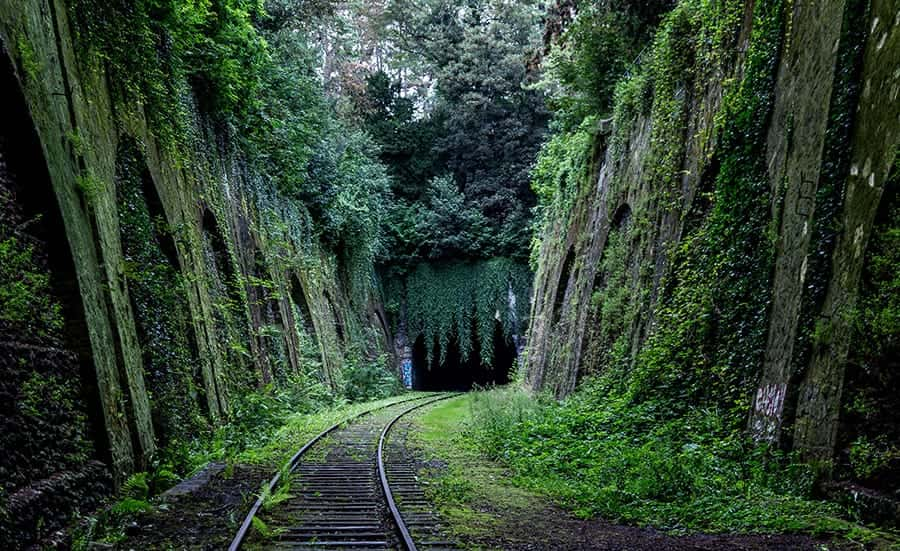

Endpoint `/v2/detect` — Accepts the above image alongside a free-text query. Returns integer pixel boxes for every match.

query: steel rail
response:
[377,393,459,551]
[228,393,441,551]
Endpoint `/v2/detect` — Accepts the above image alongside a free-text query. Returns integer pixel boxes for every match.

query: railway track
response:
[230,393,460,551]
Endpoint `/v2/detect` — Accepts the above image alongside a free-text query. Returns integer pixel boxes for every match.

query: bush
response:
[341,353,402,403]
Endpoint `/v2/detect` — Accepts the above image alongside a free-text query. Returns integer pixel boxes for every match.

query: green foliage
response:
[366,0,548,266]
[840,154,900,488]
[341,352,402,403]
[581,218,638,376]
[538,0,674,126]
[496,0,868,535]
[851,166,900,371]
[68,0,389,272]
[0,232,63,335]
[404,258,531,364]
[109,498,153,516]
[75,172,102,205]
[121,473,150,501]
[15,37,40,82]
[545,0,780,417]
[116,142,207,467]
[848,436,900,481]
[260,475,293,511]
[184,373,333,471]
[409,175,490,259]
[469,386,847,533]
[68,0,267,146]
[529,116,599,266]
[628,0,782,415]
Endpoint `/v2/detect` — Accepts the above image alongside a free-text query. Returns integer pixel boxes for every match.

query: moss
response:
[0,233,63,335]
[75,171,102,206]
[15,37,39,82]
[115,141,208,473]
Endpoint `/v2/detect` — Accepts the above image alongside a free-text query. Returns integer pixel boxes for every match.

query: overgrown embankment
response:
[407,392,862,549]
[525,0,900,532]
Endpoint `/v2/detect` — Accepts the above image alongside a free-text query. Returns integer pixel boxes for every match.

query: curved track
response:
[230,393,457,550]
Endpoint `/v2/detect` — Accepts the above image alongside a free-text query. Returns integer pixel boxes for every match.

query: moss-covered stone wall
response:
[0,0,392,545]
[525,0,900,473]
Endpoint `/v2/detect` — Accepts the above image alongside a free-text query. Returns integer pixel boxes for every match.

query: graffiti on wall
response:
[401,359,413,389]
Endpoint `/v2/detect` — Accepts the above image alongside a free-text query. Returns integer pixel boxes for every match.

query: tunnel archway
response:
[409,320,515,391]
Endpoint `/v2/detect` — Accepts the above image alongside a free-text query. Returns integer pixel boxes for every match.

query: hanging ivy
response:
[404,258,531,365]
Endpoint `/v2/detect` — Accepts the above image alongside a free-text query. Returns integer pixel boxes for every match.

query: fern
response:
[260,475,293,511]
[251,516,272,539]
[121,472,150,501]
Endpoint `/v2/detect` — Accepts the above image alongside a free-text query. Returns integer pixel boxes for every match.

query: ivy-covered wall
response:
[0,0,392,545]
[526,0,899,477]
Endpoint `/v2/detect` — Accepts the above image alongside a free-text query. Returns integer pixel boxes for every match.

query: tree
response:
[361,0,549,266]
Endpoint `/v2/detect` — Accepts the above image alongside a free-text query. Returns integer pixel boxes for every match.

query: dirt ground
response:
[108,464,269,550]
[457,497,855,550]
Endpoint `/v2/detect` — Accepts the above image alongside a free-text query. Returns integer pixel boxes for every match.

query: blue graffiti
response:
[401,359,413,389]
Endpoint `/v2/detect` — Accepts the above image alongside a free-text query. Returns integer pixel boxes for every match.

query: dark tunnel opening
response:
[410,321,515,391]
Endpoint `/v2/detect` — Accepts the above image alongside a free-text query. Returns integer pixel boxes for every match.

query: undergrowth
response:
[468,386,886,537]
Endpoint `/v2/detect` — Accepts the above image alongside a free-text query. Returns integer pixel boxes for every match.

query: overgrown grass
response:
[410,395,540,542]
[237,391,429,467]
[467,385,896,541]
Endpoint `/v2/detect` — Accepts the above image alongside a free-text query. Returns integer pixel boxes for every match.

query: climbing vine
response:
[116,142,207,472]
[627,0,784,418]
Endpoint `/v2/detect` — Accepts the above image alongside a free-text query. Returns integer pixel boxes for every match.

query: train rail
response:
[229,393,458,550]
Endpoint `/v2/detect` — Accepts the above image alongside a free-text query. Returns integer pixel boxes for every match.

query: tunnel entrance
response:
[410,321,515,391]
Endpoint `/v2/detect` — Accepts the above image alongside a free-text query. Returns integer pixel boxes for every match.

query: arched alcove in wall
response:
[115,139,206,446]
[610,202,632,229]
[578,202,635,381]
[552,245,577,325]
[201,207,251,382]
[289,273,316,339]
[0,46,110,544]
[324,292,345,343]
[202,208,239,296]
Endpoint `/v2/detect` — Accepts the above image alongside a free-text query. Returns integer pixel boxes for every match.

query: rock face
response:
[0,0,391,546]
[526,0,899,470]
